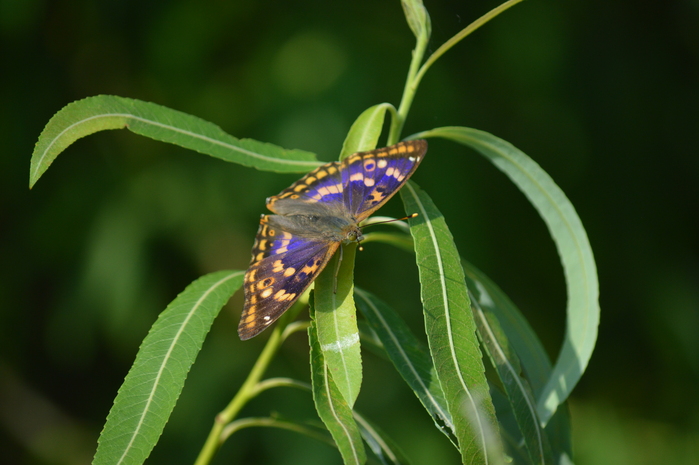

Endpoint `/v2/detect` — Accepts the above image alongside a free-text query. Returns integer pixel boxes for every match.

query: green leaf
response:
[354,411,412,465]
[93,270,244,465]
[30,95,321,187]
[314,244,363,407]
[400,182,504,464]
[309,305,367,465]
[354,288,455,445]
[400,0,431,40]
[471,298,554,465]
[339,103,395,159]
[361,231,414,253]
[418,126,599,426]
[463,261,573,463]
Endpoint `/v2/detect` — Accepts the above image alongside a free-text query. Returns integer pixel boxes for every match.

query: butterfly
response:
[238,139,428,340]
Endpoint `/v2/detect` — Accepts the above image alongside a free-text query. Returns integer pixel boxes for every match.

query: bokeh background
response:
[2,0,698,463]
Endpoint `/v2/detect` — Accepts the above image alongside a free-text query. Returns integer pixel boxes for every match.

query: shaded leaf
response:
[471,298,554,465]
[354,412,412,465]
[463,261,573,463]
[354,288,455,445]
[419,126,599,426]
[93,270,244,465]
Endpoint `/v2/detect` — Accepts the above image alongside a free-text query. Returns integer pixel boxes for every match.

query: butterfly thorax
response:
[266,212,363,244]
[266,197,363,242]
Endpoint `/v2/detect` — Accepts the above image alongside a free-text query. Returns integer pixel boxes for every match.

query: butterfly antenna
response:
[363,213,418,229]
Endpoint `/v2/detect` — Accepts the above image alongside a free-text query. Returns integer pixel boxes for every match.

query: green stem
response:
[220,417,335,447]
[193,326,285,465]
[388,0,525,146]
[414,0,525,89]
[387,28,430,145]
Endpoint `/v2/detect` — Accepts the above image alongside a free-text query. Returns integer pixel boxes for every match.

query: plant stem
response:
[414,0,525,90]
[387,27,430,145]
[193,326,284,465]
[388,0,525,146]
[220,417,335,448]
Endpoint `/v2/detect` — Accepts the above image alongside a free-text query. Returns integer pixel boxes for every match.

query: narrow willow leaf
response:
[471,298,554,465]
[400,0,431,39]
[354,288,455,445]
[463,261,573,463]
[418,127,599,425]
[30,95,320,187]
[339,103,395,159]
[308,307,367,465]
[314,244,362,407]
[354,411,412,465]
[400,182,503,464]
[93,270,244,465]
[361,231,414,253]
[221,417,335,448]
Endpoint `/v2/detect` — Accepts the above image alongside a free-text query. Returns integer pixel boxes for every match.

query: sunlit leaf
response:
[93,270,244,465]
[30,95,320,187]
[339,103,395,159]
[314,245,363,408]
[309,304,367,465]
[400,182,504,464]
[400,0,431,39]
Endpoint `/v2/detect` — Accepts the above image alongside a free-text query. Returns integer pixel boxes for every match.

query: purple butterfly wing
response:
[266,161,345,213]
[341,140,427,221]
[239,215,339,340]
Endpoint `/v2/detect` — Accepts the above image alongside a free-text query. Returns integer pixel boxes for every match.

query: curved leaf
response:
[463,261,573,463]
[93,270,244,465]
[30,95,320,187]
[418,126,599,426]
[354,412,412,465]
[471,298,553,465]
[354,288,455,445]
[339,103,395,159]
[309,305,367,465]
[314,245,363,407]
[400,182,503,464]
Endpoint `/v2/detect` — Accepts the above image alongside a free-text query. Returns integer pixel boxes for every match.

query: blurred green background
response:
[2,0,698,463]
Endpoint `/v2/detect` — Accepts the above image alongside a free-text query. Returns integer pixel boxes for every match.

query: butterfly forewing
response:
[342,140,427,220]
[266,161,345,213]
[239,216,339,340]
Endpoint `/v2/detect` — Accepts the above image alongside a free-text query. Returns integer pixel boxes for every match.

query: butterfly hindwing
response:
[239,215,340,340]
[341,140,427,220]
